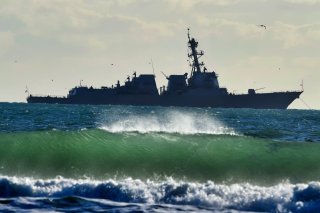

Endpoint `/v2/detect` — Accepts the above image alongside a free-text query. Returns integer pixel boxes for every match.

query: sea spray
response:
[100,110,236,135]
[2,103,319,142]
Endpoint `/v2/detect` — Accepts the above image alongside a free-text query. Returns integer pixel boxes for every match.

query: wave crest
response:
[100,111,236,135]
[0,176,320,212]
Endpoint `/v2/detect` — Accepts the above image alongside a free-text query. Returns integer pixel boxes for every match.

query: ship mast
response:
[187,28,205,75]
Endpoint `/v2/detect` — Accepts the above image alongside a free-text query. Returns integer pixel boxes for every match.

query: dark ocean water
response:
[0,103,320,212]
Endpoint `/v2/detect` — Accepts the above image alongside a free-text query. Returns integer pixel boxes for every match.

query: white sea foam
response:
[0,175,319,212]
[100,111,236,135]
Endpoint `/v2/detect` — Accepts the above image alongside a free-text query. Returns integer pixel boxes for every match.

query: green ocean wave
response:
[0,129,320,184]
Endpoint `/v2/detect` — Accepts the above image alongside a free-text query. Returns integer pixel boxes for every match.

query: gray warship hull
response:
[27,91,302,109]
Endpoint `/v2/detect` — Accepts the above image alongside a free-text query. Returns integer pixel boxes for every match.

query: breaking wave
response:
[99,111,236,135]
[1,175,320,212]
[1,129,320,183]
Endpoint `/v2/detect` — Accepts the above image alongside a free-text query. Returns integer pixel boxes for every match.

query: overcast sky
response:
[0,0,319,109]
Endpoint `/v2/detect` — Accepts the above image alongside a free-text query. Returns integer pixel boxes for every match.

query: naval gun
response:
[248,87,266,95]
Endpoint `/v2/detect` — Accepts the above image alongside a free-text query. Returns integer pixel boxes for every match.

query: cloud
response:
[292,56,320,69]
[195,16,265,39]
[0,32,15,56]
[285,0,320,4]
[0,0,179,52]
[273,22,320,48]
[165,0,247,10]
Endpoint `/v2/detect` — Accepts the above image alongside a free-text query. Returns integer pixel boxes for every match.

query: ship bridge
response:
[188,71,219,89]
[185,29,227,95]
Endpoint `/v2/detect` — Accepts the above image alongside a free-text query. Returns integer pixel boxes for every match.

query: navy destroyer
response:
[27,30,303,109]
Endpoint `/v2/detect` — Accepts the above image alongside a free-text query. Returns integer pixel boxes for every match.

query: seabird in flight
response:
[258,24,267,30]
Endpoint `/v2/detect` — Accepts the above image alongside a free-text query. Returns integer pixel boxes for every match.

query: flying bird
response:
[258,24,267,30]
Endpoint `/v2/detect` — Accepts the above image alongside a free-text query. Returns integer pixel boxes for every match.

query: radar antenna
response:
[149,58,155,75]
[160,71,169,80]
[187,28,205,75]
